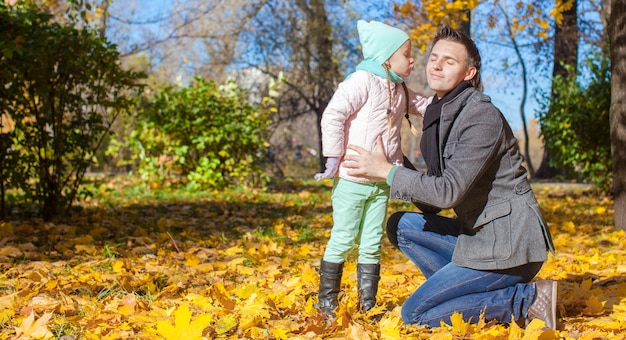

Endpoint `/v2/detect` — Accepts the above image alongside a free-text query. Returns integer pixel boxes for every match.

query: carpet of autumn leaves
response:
[1,176,626,339]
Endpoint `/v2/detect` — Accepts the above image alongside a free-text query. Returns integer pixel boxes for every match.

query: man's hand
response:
[344,135,393,181]
[314,157,340,181]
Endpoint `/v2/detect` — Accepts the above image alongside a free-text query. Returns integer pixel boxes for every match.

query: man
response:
[343,26,558,329]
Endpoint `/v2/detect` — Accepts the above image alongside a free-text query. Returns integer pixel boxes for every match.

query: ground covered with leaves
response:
[0,177,625,339]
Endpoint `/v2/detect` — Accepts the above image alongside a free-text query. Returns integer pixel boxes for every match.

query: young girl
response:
[314,20,431,316]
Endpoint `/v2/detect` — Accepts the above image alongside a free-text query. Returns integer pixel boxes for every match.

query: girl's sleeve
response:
[320,73,369,157]
[407,86,433,117]
[412,94,433,117]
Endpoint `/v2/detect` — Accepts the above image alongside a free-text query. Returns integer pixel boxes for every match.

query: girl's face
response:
[386,40,414,78]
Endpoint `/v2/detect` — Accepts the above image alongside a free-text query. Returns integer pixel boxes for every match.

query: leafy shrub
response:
[537,53,611,192]
[0,2,144,220]
[111,77,272,189]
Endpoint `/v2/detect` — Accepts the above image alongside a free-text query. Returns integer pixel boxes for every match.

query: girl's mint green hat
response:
[357,20,409,65]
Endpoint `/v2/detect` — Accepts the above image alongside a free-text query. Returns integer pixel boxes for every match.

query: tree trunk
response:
[458,5,471,36]
[0,155,4,219]
[510,30,534,177]
[295,0,339,172]
[535,0,578,179]
[608,0,626,230]
[97,0,109,39]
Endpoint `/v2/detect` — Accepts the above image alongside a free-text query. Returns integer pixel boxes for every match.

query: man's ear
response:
[464,66,477,81]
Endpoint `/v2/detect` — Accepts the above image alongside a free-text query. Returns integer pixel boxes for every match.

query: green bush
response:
[537,53,611,192]
[0,2,144,220]
[110,77,272,189]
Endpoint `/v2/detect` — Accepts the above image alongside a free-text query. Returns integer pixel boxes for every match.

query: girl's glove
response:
[314,157,340,181]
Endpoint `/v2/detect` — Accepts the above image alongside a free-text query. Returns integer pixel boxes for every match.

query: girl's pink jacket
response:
[321,70,431,183]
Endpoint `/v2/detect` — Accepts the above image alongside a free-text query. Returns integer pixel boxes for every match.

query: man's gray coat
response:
[390,87,555,270]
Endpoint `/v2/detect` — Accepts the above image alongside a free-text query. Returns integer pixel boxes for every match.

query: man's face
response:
[426,39,476,98]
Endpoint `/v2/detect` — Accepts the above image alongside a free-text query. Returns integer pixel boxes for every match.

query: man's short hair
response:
[433,26,482,91]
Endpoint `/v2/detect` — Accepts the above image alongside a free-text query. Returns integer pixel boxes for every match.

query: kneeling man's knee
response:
[386,212,406,247]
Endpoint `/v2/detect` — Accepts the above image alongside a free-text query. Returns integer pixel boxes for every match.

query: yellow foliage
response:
[215,314,238,335]
[117,293,137,315]
[13,311,54,340]
[237,293,270,330]
[0,113,16,134]
[379,314,403,339]
[349,322,372,340]
[224,245,243,256]
[583,295,605,316]
[449,311,471,336]
[394,0,479,52]
[551,0,575,25]
[155,303,213,340]
[507,317,523,339]
[0,180,624,339]
[183,253,201,267]
[273,222,286,236]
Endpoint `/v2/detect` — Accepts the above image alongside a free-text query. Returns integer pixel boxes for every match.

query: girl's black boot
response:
[314,260,344,317]
[357,263,380,311]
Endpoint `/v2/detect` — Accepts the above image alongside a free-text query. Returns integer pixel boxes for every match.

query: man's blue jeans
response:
[390,211,542,327]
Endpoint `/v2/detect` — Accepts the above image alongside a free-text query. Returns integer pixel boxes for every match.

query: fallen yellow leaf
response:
[583,294,605,316]
[155,303,213,340]
[449,311,471,336]
[14,311,54,340]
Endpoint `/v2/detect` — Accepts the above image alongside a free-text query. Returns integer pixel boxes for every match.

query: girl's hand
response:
[314,157,340,181]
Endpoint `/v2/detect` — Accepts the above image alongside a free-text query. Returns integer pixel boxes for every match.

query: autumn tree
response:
[296,0,341,172]
[475,1,585,178]
[608,0,626,230]
[535,0,579,179]
[0,2,143,220]
[482,1,580,179]
[161,0,268,84]
[395,1,609,182]
[393,0,476,53]
[102,0,348,175]
[537,55,611,191]
[487,1,555,177]
[104,0,269,85]
[238,0,351,173]
[394,0,551,173]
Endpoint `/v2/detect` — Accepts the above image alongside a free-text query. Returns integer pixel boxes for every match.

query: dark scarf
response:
[420,81,472,176]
